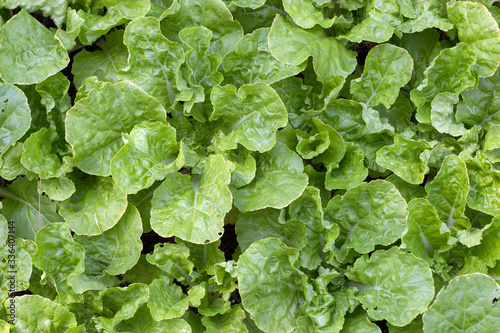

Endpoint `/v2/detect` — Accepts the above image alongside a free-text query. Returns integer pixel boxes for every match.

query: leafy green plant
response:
[1,0,500,332]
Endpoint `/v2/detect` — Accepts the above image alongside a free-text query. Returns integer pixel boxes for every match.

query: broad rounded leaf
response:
[7,295,77,333]
[466,153,500,216]
[151,155,233,243]
[0,10,69,84]
[324,180,407,254]
[423,273,500,332]
[448,1,500,78]
[59,176,127,236]
[346,248,435,326]
[110,121,183,194]
[326,143,368,190]
[231,143,308,211]
[238,238,308,333]
[351,44,413,108]
[65,81,166,176]
[210,83,288,152]
[268,15,357,83]
[0,83,30,155]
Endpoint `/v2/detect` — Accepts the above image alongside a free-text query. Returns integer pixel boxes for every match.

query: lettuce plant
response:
[1,0,500,332]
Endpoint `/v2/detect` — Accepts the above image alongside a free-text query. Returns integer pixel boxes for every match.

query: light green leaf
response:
[346,248,435,326]
[99,283,150,332]
[231,142,308,211]
[59,176,127,236]
[456,67,500,129]
[128,182,161,233]
[399,0,454,33]
[237,238,308,333]
[0,177,63,240]
[351,44,413,108]
[225,148,256,188]
[484,124,500,162]
[7,295,78,333]
[55,9,84,50]
[423,273,500,332]
[147,0,180,20]
[471,216,500,266]
[319,99,366,141]
[296,131,330,159]
[325,180,407,254]
[77,0,150,45]
[310,117,346,168]
[32,223,85,303]
[20,127,72,179]
[146,243,194,284]
[235,208,307,252]
[151,155,233,244]
[430,92,467,136]
[122,254,165,285]
[148,278,205,321]
[114,305,192,333]
[1,0,69,27]
[425,155,469,228]
[283,0,349,29]
[342,16,394,44]
[268,15,357,83]
[110,121,183,194]
[210,83,288,152]
[39,176,75,201]
[375,135,431,185]
[0,238,32,298]
[201,305,249,332]
[231,0,266,8]
[223,28,305,87]
[119,16,190,110]
[65,81,166,176]
[0,10,69,84]
[448,1,500,78]
[410,43,476,124]
[340,309,381,333]
[35,72,70,112]
[72,29,128,89]
[0,83,30,155]
[466,153,500,216]
[326,143,368,190]
[402,198,451,263]
[70,204,142,294]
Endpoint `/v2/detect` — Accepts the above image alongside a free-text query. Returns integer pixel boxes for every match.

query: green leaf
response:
[319,99,365,141]
[423,273,500,332]
[346,248,435,326]
[151,155,233,244]
[466,153,500,216]
[471,216,500,267]
[310,117,346,168]
[148,278,205,321]
[430,92,467,136]
[448,1,500,78]
[375,135,431,185]
[282,0,349,29]
[7,295,78,333]
[114,305,192,333]
[122,254,165,285]
[99,283,150,331]
[110,121,184,194]
[484,124,500,162]
[0,10,69,84]
[398,0,454,33]
[425,155,469,228]
[32,223,85,303]
[0,83,31,155]
[324,180,407,255]
[39,176,75,201]
[76,0,150,45]
[351,44,413,108]
[0,177,63,240]
[326,143,368,190]
[340,309,381,333]
[237,238,308,333]
[296,131,330,159]
[72,29,129,88]
[65,81,166,176]
[410,43,476,124]
[119,16,190,110]
[223,28,306,87]
[146,243,195,284]
[59,176,127,236]
[20,127,72,179]
[160,0,243,57]
[70,204,142,293]
[1,0,69,27]
[201,305,249,332]
[231,142,308,211]
[268,15,357,83]
[55,9,85,50]
[210,83,288,152]
[402,198,451,263]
